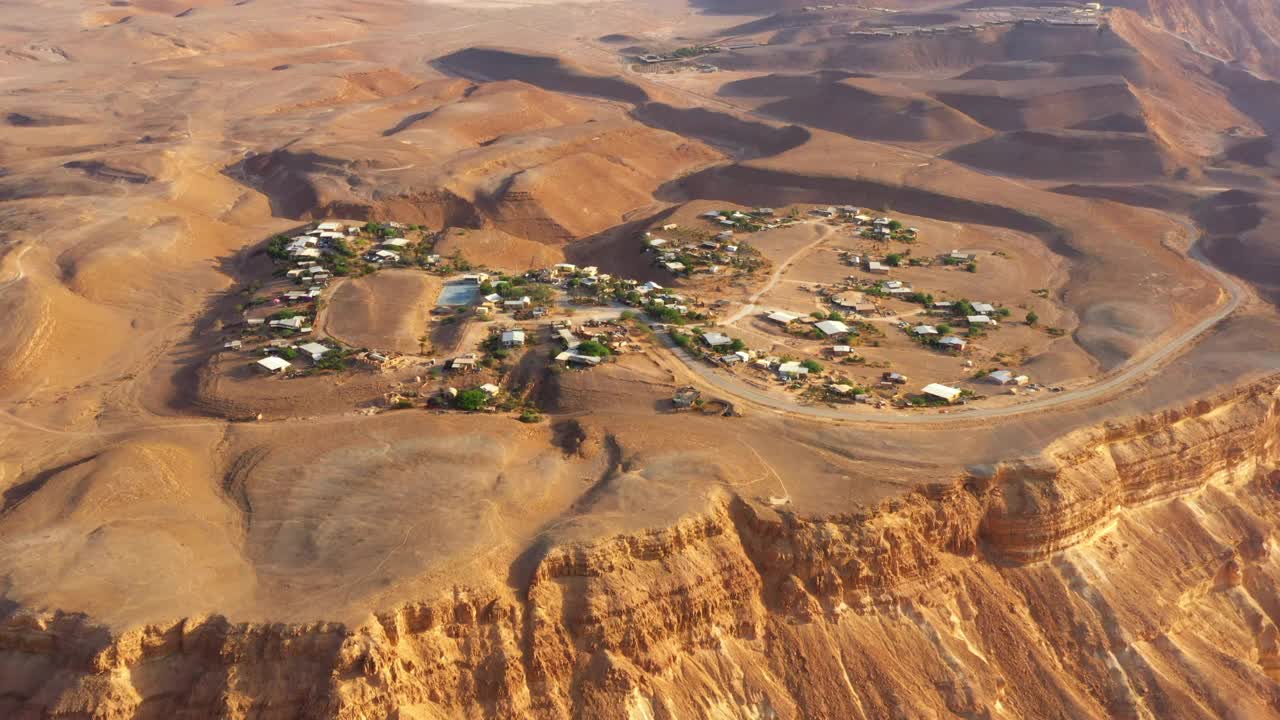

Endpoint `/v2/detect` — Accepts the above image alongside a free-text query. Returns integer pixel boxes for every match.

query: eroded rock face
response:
[3,384,1279,719]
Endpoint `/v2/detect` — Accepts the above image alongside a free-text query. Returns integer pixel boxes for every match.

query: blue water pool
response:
[436,282,479,306]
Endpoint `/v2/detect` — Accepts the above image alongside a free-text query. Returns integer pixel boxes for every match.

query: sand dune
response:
[721,73,991,143]
[944,129,1172,181]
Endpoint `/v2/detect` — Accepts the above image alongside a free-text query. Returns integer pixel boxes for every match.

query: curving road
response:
[664,238,1248,426]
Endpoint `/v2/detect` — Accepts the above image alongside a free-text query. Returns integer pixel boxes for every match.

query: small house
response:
[270,316,306,331]
[767,310,800,325]
[479,383,501,396]
[967,315,996,326]
[298,342,330,362]
[921,383,962,403]
[702,332,732,348]
[501,330,526,347]
[815,320,850,337]
[450,356,478,372]
[972,302,996,315]
[256,356,292,374]
[557,329,581,349]
[555,351,602,367]
[938,336,968,351]
[778,361,809,379]
[867,261,890,275]
[913,325,938,336]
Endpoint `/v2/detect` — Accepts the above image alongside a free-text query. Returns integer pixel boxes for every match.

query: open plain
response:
[2,0,1280,717]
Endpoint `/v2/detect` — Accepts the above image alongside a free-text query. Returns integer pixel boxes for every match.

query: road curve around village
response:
[667,238,1248,426]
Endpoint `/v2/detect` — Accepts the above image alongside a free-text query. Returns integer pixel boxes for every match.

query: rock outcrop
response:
[3,382,1278,719]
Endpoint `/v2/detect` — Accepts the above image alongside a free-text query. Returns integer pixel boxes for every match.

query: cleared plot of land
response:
[320,270,439,354]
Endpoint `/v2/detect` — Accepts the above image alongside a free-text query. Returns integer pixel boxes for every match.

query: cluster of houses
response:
[643,227,747,277]
[806,205,919,241]
[247,340,334,375]
[365,235,416,264]
[763,310,855,339]
[280,221,356,260]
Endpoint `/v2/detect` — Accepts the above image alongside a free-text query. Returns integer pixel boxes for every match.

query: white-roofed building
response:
[702,332,732,348]
[913,325,938,335]
[921,383,962,403]
[256,356,292,374]
[767,310,800,325]
[815,320,850,337]
[778,361,809,379]
[501,330,526,347]
[298,342,330,361]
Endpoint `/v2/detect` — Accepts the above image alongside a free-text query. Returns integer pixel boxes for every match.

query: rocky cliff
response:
[3,381,1278,719]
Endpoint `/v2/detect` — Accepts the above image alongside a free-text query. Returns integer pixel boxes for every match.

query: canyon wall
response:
[3,381,1278,719]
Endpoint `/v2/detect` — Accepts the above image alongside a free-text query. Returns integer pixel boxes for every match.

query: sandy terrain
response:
[2,0,1280,716]
[319,270,440,354]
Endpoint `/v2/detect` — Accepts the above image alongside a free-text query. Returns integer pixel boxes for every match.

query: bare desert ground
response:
[2,0,1280,717]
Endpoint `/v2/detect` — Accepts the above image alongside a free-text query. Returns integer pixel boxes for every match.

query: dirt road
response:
[724,222,834,325]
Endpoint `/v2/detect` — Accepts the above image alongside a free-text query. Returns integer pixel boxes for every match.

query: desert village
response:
[214,201,1064,421]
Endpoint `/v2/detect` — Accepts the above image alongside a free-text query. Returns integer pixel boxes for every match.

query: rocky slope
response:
[1,380,1278,719]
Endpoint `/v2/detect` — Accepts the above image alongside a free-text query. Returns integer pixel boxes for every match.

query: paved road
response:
[664,238,1248,426]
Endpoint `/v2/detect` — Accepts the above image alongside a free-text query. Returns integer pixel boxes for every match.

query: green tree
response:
[1025,311,1039,326]
[887,220,902,231]
[810,310,828,320]
[729,338,746,352]
[577,339,611,357]
[801,359,823,373]
[457,389,489,411]
[885,253,902,267]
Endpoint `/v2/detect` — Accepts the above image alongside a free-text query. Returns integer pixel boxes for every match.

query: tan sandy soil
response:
[319,270,440,355]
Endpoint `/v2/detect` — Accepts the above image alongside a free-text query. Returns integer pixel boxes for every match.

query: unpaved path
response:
[724,222,834,325]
